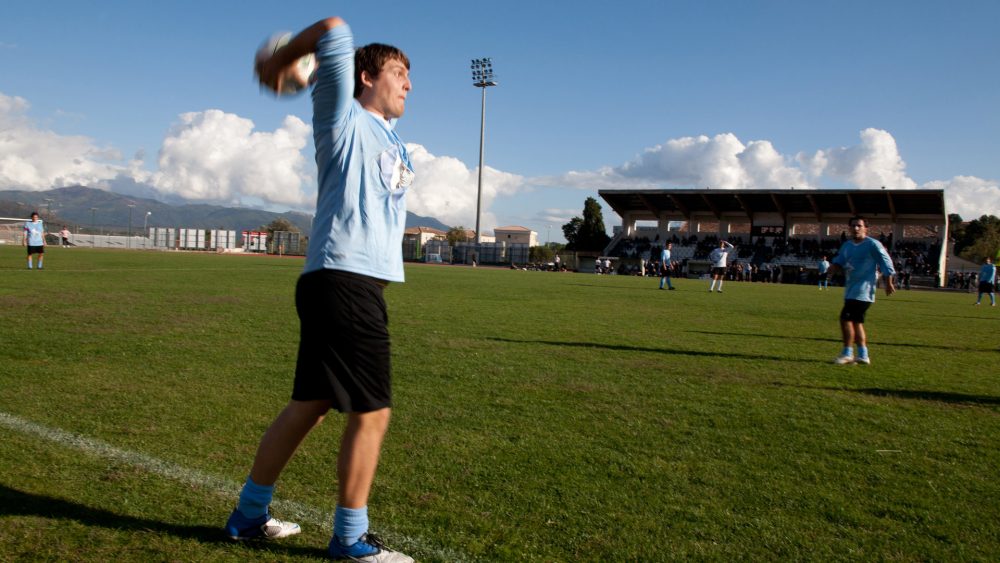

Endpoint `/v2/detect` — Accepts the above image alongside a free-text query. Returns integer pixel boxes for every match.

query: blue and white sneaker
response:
[833,354,855,365]
[328,533,414,562]
[225,508,301,541]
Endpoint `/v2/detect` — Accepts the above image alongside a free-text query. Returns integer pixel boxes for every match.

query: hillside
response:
[0,186,450,233]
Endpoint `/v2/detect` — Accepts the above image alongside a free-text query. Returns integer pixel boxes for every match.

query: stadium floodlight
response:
[470,57,498,246]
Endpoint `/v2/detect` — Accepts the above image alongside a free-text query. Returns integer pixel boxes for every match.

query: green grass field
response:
[1,245,998,561]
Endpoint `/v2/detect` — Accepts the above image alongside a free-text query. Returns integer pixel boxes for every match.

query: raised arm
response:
[255,17,345,94]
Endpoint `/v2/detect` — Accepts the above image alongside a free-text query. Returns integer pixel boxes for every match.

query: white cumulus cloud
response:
[406,143,525,230]
[0,92,124,190]
[537,132,807,190]
[151,109,313,207]
[797,128,917,189]
[922,176,1000,220]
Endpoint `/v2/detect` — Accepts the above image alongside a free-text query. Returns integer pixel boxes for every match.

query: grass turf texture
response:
[1,245,998,561]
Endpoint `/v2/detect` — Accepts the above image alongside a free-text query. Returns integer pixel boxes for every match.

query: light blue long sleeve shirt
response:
[24,220,44,246]
[303,24,413,282]
[832,237,895,302]
[981,263,997,285]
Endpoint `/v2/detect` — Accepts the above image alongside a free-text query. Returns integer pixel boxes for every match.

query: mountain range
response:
[0,186,451,233]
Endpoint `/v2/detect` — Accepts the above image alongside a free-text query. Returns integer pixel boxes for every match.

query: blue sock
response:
[842,346,853,357]
[334,505,368,546]
[237,477,274,519]
[659,278,665,289]
[858,346,868,359]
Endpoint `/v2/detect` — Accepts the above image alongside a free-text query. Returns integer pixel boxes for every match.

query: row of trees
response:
[949,214,1000,263]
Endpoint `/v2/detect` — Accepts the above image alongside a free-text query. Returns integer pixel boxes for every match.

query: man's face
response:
[849,220,867,241]
[363,59,411,120]
[31,214,39,222]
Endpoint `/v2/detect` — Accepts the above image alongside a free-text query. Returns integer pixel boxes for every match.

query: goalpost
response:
[0,217,30,245]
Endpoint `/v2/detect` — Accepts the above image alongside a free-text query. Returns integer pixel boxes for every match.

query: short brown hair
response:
[354,43,409,99]
[849,215,867,227]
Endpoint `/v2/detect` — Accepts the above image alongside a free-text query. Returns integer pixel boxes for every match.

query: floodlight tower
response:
[143,211,152,249]
[470,57,497,245]
[127,204,135,248]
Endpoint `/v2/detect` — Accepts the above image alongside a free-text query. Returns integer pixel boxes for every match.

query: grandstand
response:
[599,188,948,286]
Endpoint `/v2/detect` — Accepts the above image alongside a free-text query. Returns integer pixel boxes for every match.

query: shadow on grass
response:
[487,336,818,363]
[932,313,1000,322]
[686,329,995,353]
[771,382,1000,406]
[563,282,646,291]
[0,485,325,559]
[854,388,1000,405]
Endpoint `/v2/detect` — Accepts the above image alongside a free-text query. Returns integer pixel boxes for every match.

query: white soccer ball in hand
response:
[255,32,317,96]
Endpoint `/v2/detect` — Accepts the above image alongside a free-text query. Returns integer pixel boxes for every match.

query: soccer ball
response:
[255,32,317,96]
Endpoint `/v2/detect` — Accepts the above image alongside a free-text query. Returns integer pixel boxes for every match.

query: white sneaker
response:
[329,533,414,562]
[225,509,301,540]
[855,357,871,365]
[833,355,855,365]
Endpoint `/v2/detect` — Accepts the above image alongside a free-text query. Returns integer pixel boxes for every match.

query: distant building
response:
[493,225,537,246]
[403,226,447,246]
[454,228,496,243]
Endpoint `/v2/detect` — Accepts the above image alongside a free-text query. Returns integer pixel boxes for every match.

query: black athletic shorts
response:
[711,266,726,277]
[979,281,995,294]
[27,245,44,255]
[292,269,392,413]
[839,299,872,323]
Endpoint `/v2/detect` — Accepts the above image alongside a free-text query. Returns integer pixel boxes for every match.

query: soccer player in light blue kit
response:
[817,255,830,290]
[828,216,896,365]
[226,17,414,563]
[975,257,996,306]
[659,242,675,290]
[23,212,45,269]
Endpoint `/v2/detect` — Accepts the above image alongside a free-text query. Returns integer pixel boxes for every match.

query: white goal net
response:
[0,217,30,245]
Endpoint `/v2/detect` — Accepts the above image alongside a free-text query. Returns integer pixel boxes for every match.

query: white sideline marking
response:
[0,411,469,562]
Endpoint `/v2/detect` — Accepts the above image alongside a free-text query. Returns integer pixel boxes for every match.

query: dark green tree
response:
[446,226,470,246]
[529,245,555,263]
[562,216,584,250]
[262,217,299,239]
[954,214,1000,262]
[577,197,611,251]
[947,213,964,242]
[563,198,612,251]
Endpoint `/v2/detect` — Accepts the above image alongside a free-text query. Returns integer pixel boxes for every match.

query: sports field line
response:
[0,411,470,562]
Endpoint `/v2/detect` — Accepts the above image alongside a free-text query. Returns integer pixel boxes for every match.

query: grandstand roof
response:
[599,188,946,224]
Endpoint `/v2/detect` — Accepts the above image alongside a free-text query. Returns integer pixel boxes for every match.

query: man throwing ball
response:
[225,17,414,562]
[828,216,895,365]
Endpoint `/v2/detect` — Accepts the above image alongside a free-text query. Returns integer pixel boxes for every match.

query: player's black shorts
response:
[27,245,44,255]
[839,299,872,323]
[292,269,392,413]
[711,266,726,277]
[979,281,996,294]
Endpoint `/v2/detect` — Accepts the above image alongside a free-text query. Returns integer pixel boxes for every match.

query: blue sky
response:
[2,0,998,241]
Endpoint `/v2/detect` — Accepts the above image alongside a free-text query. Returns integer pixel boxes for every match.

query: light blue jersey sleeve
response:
[981,264,997,284]
[304,24,412,283]
[311,24,355,132]
[833,238,895,302]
